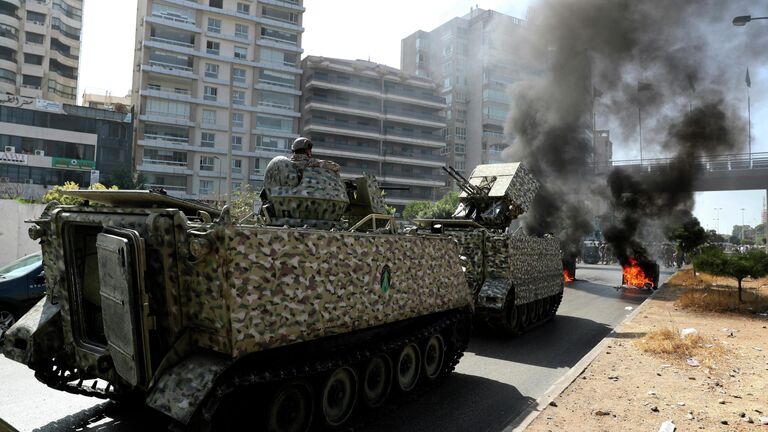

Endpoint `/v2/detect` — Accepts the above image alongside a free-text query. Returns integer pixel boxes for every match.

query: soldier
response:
[262,137,340,189]
[260,137,342,215]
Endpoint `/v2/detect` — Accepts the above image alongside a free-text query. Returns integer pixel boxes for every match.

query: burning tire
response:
[621,258,660,290]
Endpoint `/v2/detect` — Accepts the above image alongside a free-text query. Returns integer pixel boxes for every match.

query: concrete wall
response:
[0,200,46,267]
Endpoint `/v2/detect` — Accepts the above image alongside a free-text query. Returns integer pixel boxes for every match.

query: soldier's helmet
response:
[291,137,313,152]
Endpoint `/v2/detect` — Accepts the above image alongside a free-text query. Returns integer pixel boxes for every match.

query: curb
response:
[503,284,659,432]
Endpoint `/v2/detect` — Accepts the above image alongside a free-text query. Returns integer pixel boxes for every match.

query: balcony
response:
[385,149,444,164]
[305,97,382,119]
[139,158,192,175]
[143,61,197,79]
[150,35,194,49]
[259,0,305,12]
[147,12,200,32]
[140,112,194,127]
[383,130,445,147]
[144,183,188,194]
[306,74,380,95]
[303,118,382,139]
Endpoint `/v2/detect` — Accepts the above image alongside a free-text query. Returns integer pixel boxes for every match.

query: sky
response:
[78,0,767,234]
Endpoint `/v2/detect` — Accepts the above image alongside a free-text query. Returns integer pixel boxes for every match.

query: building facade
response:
[0,0,82,104]
[401,8,527,180]
[300,56,447,208]
[0,95,133,198]
[82,92,132,111]
[131,0,304,200]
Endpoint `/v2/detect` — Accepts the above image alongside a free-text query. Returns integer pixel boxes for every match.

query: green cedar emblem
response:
[380,264,391,293]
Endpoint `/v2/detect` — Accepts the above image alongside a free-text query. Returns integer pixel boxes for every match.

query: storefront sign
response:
[52,157,96,171]
[0,152,28,164]
[90,169,100,185]
[35,99,64,112]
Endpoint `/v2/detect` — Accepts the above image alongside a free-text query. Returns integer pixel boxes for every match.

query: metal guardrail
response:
[591,152,768,173]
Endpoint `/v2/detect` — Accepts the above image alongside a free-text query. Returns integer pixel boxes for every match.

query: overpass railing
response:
[589,152,768,174]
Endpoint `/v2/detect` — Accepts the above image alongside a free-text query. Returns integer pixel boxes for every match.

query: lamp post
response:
[213,155,222,203]
[740,208,746,243]
[732,15,768,26]
[714,207,722,235]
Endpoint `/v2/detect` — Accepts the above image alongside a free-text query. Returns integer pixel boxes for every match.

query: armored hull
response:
[421,162,565,334]
[3,189,473,431]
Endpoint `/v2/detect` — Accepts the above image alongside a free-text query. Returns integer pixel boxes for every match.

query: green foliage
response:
[694,246,768,302]
[103,168,146,190]
[42,182,118,205]
[227,184,259,223]
[401,192,459,220]
[667,217,707,253]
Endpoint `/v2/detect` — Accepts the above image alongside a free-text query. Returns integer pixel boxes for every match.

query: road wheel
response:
[517,304,530,329]
[505,302,520,332]
[0,307,16,341]
[362,355,391,408]
[396,343,421,392]
[422,334,445,380]
[320,367,357,428]
[267,381,314,432]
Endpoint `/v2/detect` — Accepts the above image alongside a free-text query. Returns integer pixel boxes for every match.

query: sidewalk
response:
[526,270,768,431]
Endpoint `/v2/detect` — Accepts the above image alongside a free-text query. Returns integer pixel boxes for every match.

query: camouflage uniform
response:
[263,153,340,190]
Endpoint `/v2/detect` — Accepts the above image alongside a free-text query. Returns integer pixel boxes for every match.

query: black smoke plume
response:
[503,0,765,262]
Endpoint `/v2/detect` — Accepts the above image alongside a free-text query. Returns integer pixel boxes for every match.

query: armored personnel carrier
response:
[415,163,564,334]
[2,170,473,431]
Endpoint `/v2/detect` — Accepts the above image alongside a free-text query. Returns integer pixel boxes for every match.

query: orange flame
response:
[563,269,575,283]
[622,258,654,288]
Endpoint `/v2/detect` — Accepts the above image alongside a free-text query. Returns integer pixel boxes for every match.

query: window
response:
[260,48,297,67]
[22,75,42,89]
[199,180,213,195]
[26,11,46,25]
[200,156,215,171]
[235,24,249,39]
[209,0,223,9]
[201,132,215,147]
[147,83,161,91]
[258,70,295,89]
[232,159,242,174]
[232,90,245,105]
[202,109,216,125]
[231,112,244,128]
[260,27,298,45]
[234,46,247,60]
[207,18,221,34]
[206,41,220,55]
[205,63,219,78]
[237,2,250,15]
[146,99,190,119]
[24,53,43,65]
[256,115,292,132]
[51,17,80,40]
[255,135,289,151]
[174,87,190,95]
[455,127,466,140]
[231,135,243,151]
[262,6,299,23]
[26,32,44,44]
[256,90,293,110]
[454,160,465,170]
[0,69,16,85]
[204,86,218,101]
[232,182,241,192]
[233,68,247,84]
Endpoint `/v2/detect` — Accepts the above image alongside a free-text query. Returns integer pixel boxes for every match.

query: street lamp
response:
[714,207,723,234]
[732,15,768,26]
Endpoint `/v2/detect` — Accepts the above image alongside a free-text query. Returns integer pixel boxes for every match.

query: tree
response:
[401,192,459,220]
[102,168,146,190]
[667,216,707,253]
[43,182,118,205]
[693,246,768,302]
[227,184,259,223]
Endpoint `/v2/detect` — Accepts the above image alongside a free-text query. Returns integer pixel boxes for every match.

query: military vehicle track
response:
[479,293,563,335]
[194,308,472,432]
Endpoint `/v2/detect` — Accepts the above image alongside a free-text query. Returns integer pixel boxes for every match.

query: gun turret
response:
[446,162,539,229]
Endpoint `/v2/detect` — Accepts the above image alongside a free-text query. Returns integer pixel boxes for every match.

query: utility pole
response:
[741,207,746,243]
[714,207,722,235]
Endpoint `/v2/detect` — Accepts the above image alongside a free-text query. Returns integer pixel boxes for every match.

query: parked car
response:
[0,252,46,340]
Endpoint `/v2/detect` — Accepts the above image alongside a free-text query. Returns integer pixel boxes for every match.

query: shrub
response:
[693,247,768,302]
[42,182,118,205]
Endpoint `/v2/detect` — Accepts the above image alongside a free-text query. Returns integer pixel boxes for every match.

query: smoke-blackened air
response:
[503,0,764,262]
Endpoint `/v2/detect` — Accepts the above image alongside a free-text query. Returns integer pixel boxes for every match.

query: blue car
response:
[0,252,46,340]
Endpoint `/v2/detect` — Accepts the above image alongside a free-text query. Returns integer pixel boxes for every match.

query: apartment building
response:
[300,56,447,208]
[131,0,304,200]
[0,0,82,104]
[82,92,132,111]
[0,95,133,198]
[401,8,528,179]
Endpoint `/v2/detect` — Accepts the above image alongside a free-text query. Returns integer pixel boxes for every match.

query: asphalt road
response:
[0,264,676,432]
